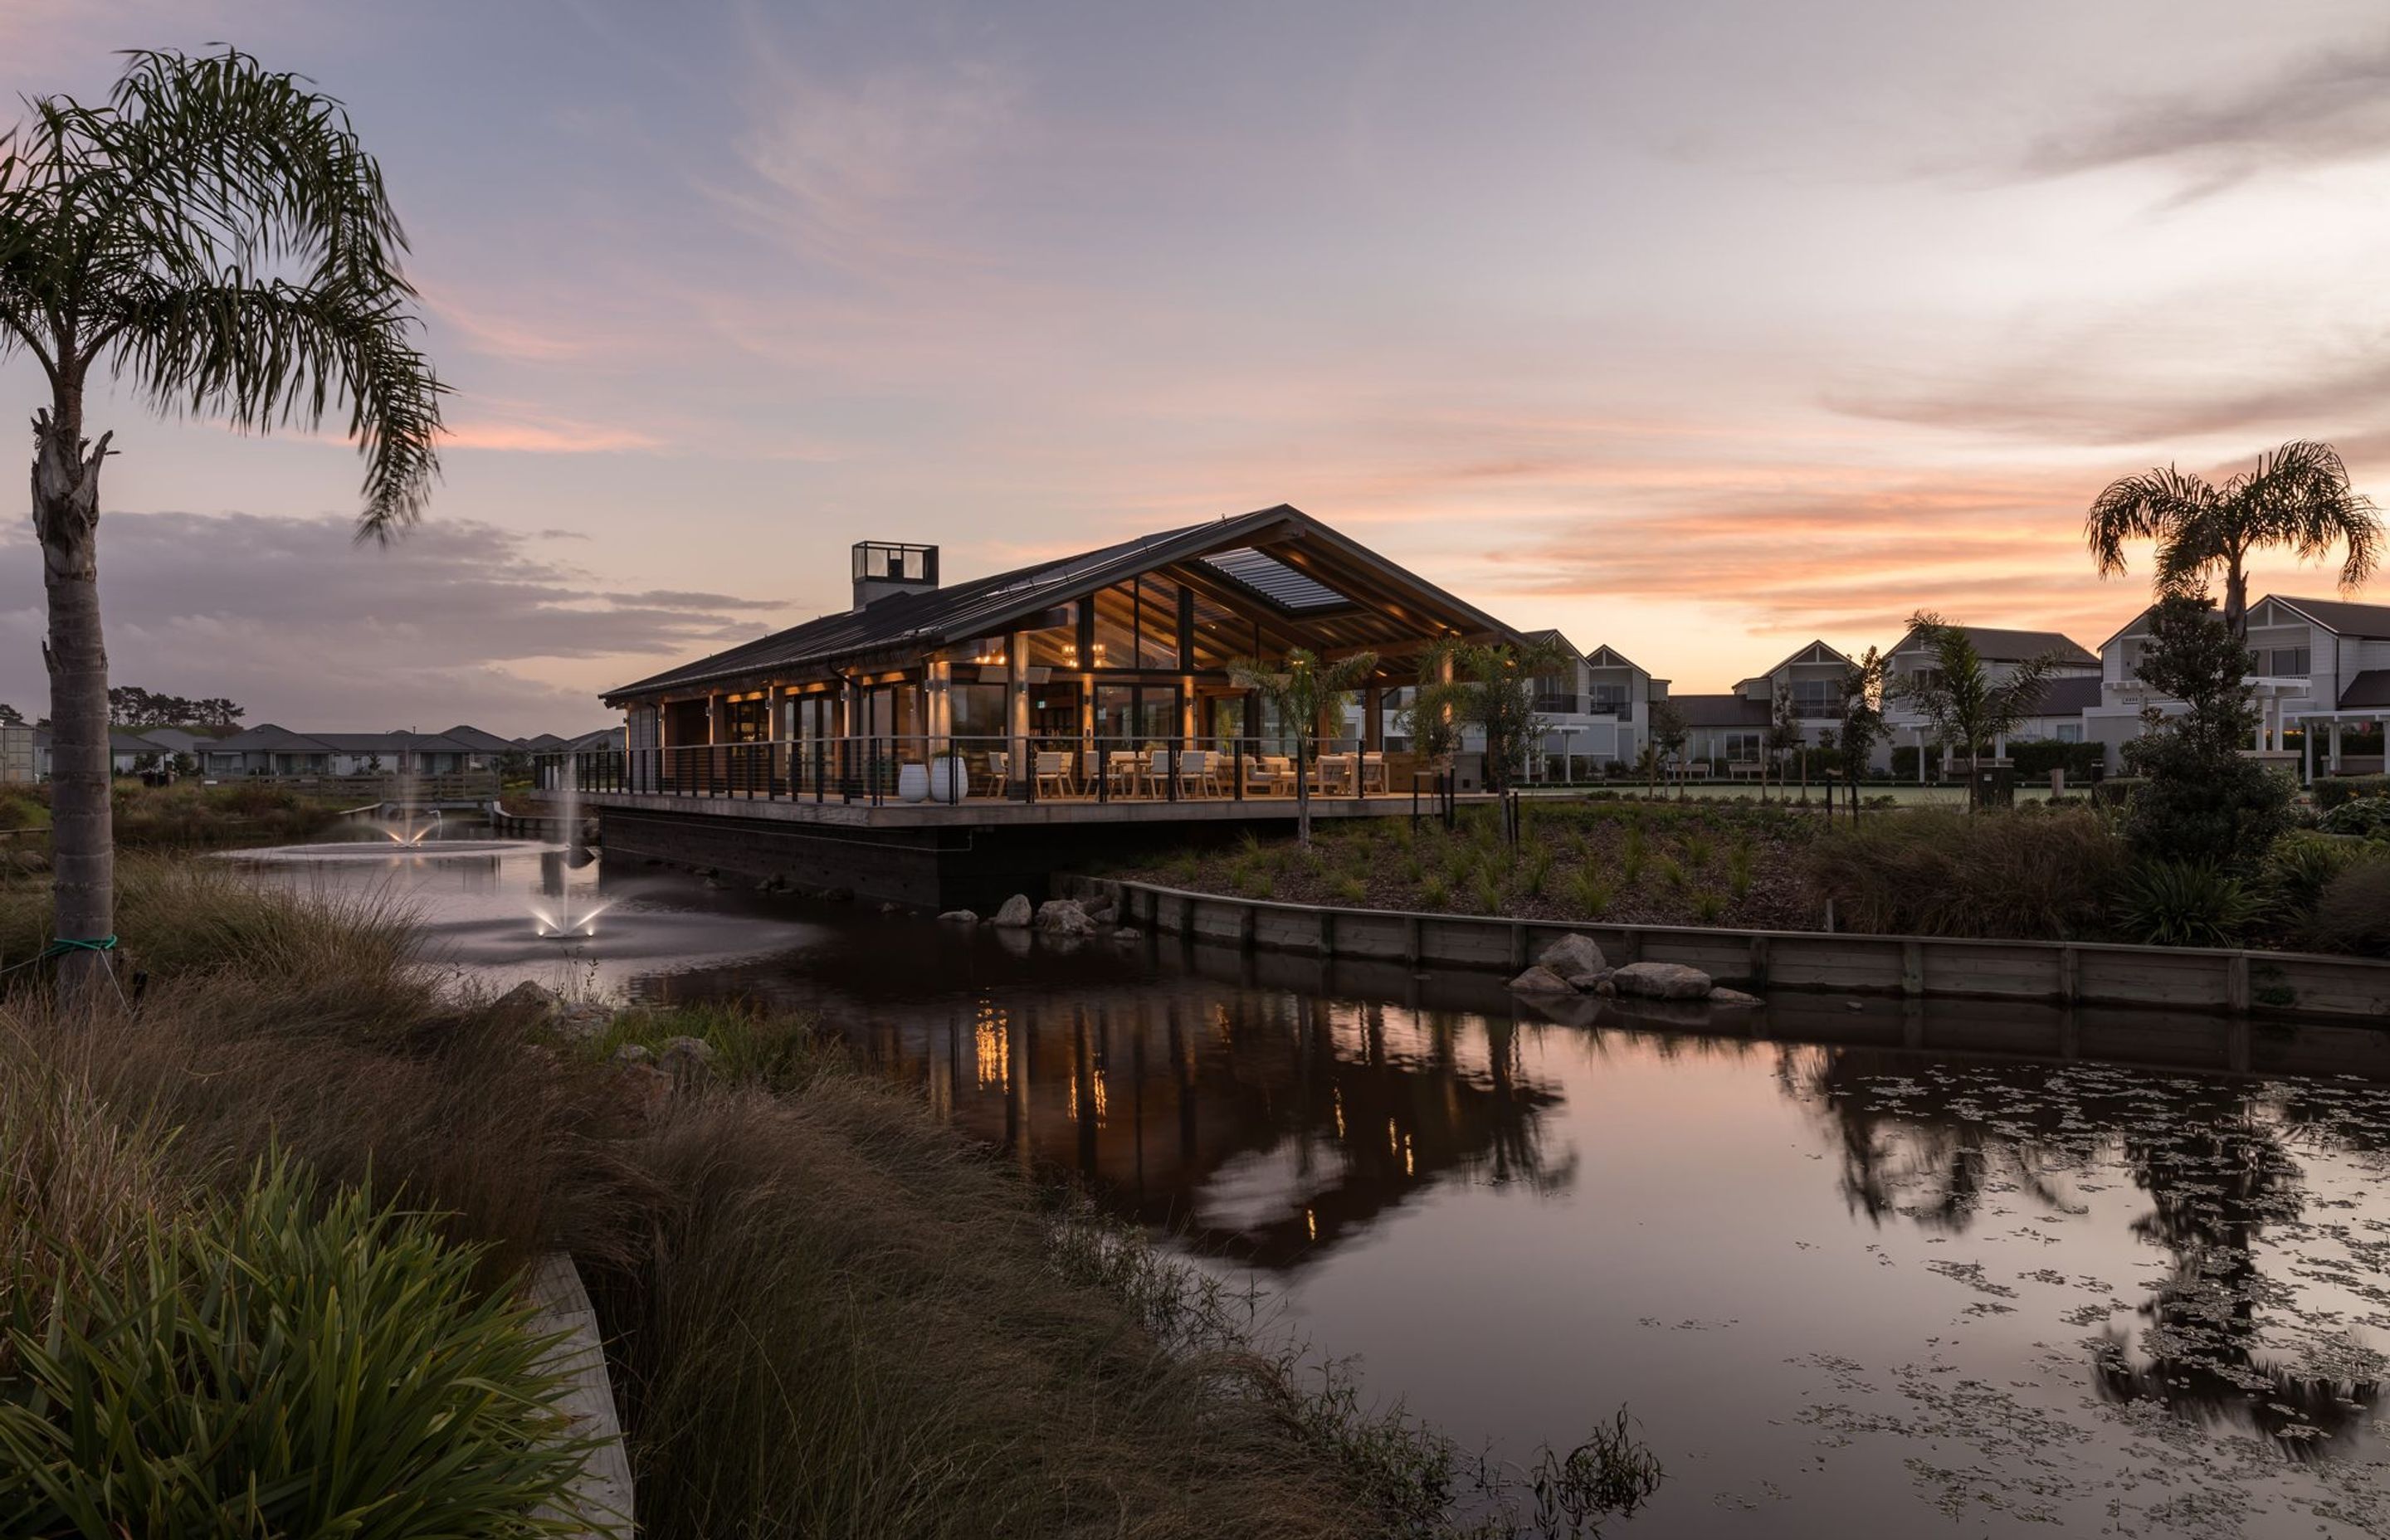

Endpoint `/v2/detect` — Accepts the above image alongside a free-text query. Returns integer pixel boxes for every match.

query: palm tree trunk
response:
[2223,557,2250,640]
[32,393,116,1007]
[1295,737,1310,847]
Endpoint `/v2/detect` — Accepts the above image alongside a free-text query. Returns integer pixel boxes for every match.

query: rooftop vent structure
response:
[852,541,939,611]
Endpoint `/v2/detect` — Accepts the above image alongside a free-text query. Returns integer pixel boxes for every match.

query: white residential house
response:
[1878,624,2103,776]
[1521,634,1659,775]
[2086,594,2390,779]
[1666,641,1852,774]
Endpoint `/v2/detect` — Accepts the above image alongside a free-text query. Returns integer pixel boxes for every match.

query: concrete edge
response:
[1067,875,2390,1023]
[527,1251,635,1539]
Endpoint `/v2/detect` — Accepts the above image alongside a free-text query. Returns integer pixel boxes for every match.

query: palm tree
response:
[1407,634,1573,796]
[1227,648,1378,847]
[2085,441,2379,637]
[2,49,442,997]
[1889,613,2064,809]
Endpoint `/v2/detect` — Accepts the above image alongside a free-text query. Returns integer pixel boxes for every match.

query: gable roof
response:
[2262,595,2390,638]
[1740,640,1851,690]
[1890,623,2097,667]
[441,724,521,752]
[1583,643,1643,672]
[602,504,1521,702]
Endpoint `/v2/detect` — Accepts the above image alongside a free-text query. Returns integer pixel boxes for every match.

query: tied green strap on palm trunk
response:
[40,933,116,959]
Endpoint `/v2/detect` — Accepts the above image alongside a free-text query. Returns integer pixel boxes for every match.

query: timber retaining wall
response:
[1060,876,2390,1023]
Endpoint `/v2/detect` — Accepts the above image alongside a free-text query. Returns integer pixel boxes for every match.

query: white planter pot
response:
[897,762,930,803]
[927,754,967,803]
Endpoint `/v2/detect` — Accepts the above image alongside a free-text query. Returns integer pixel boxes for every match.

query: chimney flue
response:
[851,541,940,611]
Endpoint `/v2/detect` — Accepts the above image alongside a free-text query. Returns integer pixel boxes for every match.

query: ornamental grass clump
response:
[0,1159,591,1539]
[1805,807,2128,940]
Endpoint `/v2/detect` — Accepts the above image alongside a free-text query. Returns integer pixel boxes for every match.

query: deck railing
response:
[534,735,1432,808]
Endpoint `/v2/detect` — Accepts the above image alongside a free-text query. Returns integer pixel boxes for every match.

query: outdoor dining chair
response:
[1034,751,1074,799]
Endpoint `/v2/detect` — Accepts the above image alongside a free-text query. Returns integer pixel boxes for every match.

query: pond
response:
[240,836,2390,1537]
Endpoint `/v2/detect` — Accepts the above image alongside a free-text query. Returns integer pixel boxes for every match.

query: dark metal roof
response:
[1890,623,2097,666]
[603,504,1520,701]
[2339,670,2390,708]
[1669,693,1772,728]
[2020,675,2104,716]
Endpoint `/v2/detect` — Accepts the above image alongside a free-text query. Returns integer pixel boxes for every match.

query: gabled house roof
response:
[1583,643,1644,672]
[1888,623,2097,667]
[1733,640,1851,695]
[2259,596,2390,638]
[603,504,1521,703]
[441,724,521,753]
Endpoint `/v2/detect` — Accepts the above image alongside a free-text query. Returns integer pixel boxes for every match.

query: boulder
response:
[1507,963,1577,995]
[1035,899,1096,937]
[1537,933,1607,978]
[1707,986,1764,1008]
[937,909,978,924]
[1611,961,1714,1001]
[496,980,561,1021]
[991,894,1034,928]
[1083,901,1117,924]
[554,1001,613,1041]
[612,1043,655,1065]
[1564,969,1612,992]
[659,1035,716,1086]
[1112,926,1143,941]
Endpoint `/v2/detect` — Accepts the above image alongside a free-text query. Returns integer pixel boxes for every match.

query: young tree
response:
[1646,698,1688,802]
[1227,648,1378,847]
[2,49,441,994]
[1888,613,2065,809]
[1763,686,1803,804]
[2119,596,2290,868]
[1827,650,1890,822]
[2086,441,2379,638]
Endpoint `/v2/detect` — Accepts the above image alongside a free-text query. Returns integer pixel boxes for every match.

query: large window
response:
[952,684,1006,739]
[2262,646,2311,678]
[1587,683,1631,719]
[1721,730,1763,762]
[1788,679,1838,715]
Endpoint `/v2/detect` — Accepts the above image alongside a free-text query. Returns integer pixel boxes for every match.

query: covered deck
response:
[588,504,1522,822]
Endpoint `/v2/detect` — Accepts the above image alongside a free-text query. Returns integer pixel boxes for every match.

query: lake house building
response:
[600,504,1524,805]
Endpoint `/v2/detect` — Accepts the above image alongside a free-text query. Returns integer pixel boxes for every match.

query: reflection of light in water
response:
[378,810,441,846]
[529,897,613,938]
[974,1006,1009,1090]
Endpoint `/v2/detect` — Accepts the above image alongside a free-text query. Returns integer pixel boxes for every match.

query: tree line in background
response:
[106,687,244,730]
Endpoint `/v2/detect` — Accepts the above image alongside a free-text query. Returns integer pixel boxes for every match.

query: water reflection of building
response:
[1796,1047,2383,1456]
[863,986,1574,1270]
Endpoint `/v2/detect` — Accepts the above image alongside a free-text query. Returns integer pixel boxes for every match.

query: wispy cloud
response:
[442,404,661,454]
[2017,36,2390,194]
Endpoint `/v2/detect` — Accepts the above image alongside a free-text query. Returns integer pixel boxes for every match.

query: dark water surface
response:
[246,841,2390,1537]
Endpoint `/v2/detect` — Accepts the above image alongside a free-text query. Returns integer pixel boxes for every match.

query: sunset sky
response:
[7,1,2390,732]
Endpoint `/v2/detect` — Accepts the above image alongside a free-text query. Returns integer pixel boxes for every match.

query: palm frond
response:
[0,47,441,539]
[2084,465,2212,578]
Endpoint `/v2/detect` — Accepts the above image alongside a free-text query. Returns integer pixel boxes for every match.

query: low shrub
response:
[0,1159,588,1538]
[1333,874,1368,905]
[2261,833,2378,927]
[1804,808,2129,940]
[2112,860,2266,948]
[2312,775,2390,811]
[2309,862,2390,958]
[1566,868,1612,919]
[2317,797,2390,840]
[2007,739,2106,782]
